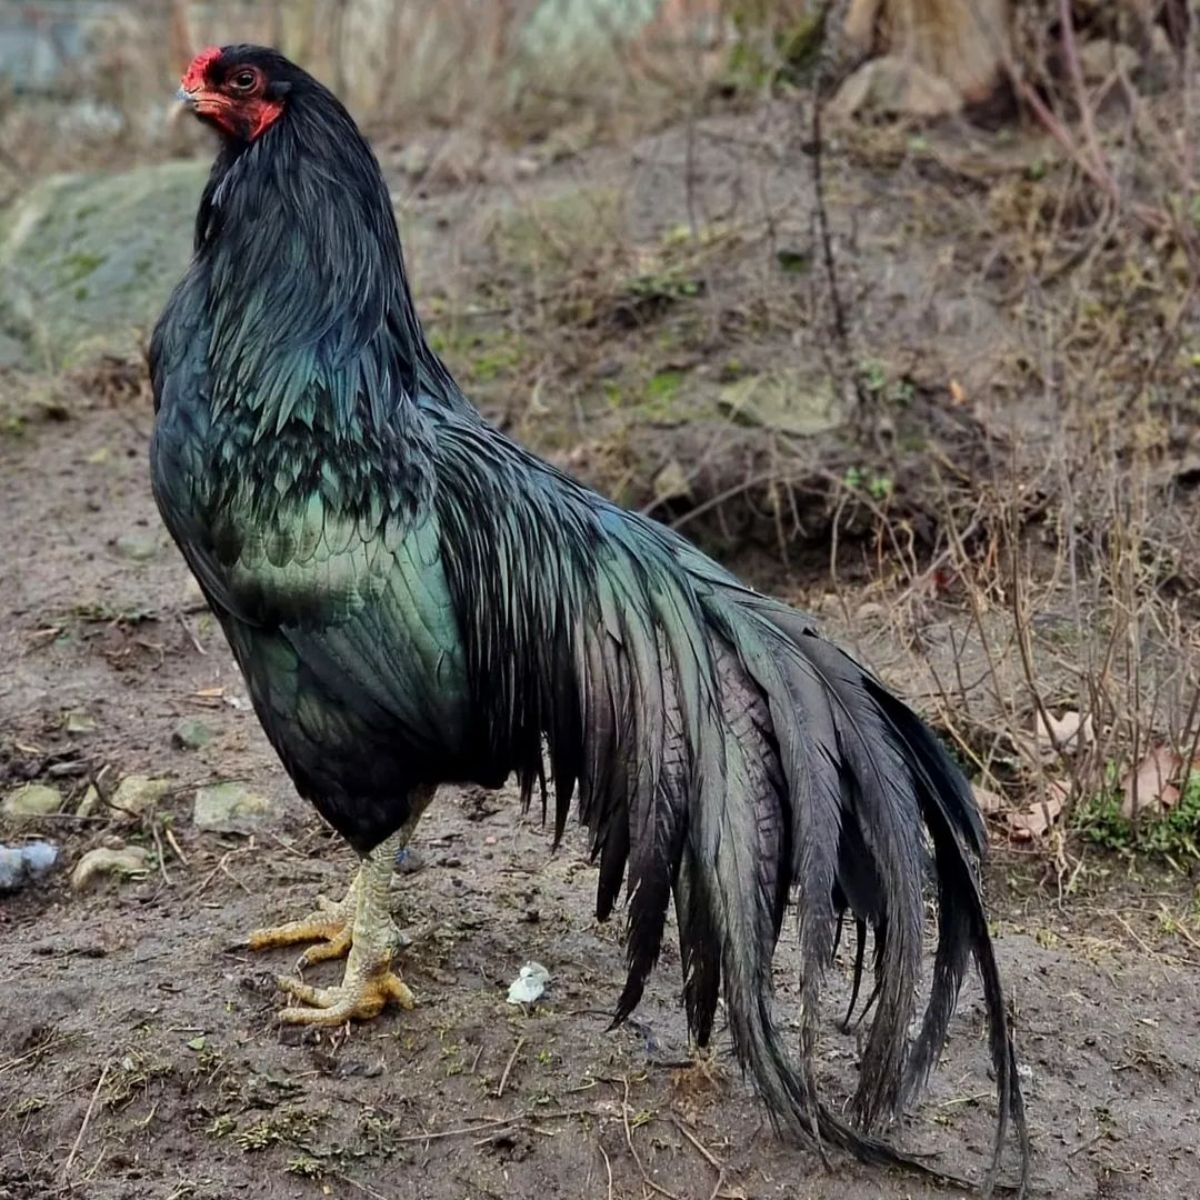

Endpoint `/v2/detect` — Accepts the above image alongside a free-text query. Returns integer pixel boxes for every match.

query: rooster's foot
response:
[276,956,415,1024]
[262,831,416,1024]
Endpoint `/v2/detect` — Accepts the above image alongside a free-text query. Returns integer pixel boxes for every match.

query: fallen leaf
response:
[1034,710,1095,756]
[1120,746,1182,821]
[972,784,1005,815]
[1008,782,1068,841]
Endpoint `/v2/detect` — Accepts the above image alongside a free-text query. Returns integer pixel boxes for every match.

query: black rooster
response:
[151,45,1027,1189]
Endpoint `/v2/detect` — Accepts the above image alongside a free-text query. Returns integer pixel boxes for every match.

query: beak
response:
[171,87,197,126]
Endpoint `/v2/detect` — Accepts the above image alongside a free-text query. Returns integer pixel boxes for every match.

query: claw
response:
[297,926,353,967]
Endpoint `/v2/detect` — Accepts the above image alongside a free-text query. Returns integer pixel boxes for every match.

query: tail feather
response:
[434,434,1028,1190]
[673,849,722,1044]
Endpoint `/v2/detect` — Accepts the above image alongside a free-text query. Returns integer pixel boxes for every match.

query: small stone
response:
[193,782,276,834]
[64,711,96,735]
[113,533,159,562]
[855,602,885,620]
[832,56,963,119]
[70,844,153,890]
[2,784,64,824]
[76,785,100,818]
[395,142,431,178]
[111,775,172,815]
[652,458,691,503]
[1078,38,1140,83]
[0,841,58,891]
[718,370,844,438]
[172,718,213,751]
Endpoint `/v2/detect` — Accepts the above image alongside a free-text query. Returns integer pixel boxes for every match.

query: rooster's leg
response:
[273,830,415,1024]
[247,786,431,967]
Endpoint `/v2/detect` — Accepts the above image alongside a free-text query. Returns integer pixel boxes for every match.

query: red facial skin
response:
[180,47,284,142]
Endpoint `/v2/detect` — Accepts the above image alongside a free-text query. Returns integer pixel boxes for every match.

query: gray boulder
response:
[0,159,208,369]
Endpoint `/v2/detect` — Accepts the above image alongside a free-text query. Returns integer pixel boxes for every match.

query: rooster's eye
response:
[230,70,257,92]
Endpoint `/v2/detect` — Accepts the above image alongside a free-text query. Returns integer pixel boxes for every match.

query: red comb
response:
[181,46,222,92]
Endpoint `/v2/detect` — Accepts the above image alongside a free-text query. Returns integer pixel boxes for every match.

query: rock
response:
[652,457,691,503]
[0,160,209,369]
[63,710,96,735]
[2,784,64,824]
[172,718,213,751]
[1078,39,1140,84]
[193,783,276,834]
[832,56,963,120]
[111,775,172,815]
[70,845,153,891]
[395,141,432,178]
[182,576,208,613]
[718,371,844,437]
[76,785,101,818]
[0,841,59,891]
[113,533,159,562]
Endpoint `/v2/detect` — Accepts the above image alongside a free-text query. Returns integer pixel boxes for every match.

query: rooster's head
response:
[178,45,295,143]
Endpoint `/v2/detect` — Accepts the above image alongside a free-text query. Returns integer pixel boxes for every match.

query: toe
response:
[382,975,417,1010]
[298,928,353,968]
[278,1003,346,1026]
[276,975,331,1007]
[249,916,339,951]
[273,971,411,1024]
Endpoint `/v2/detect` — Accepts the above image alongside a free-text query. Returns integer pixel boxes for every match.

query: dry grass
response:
[815,6,1200,866]
[0,0,736,182]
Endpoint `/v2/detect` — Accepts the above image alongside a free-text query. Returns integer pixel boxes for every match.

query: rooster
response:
[152,45,1028,1189]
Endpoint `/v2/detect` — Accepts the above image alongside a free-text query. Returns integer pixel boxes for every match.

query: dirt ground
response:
[2,371,1199,1200]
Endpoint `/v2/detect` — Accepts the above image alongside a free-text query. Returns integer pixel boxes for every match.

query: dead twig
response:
[495,1035,524,1099]
[176,610,206,655]
[164,826,189,867]
[671,1116,729,1200]
[60,1060,110,1185]
[616,1075,682,1200]
[150,820,172,887]
[598,1138,614,1200]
